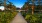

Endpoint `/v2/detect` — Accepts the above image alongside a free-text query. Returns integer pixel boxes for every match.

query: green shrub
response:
[0,11,17,23]
[25,14,42,23]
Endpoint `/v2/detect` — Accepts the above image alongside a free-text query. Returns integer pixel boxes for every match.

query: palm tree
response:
[31,0,35,15]
[4,0,6,10]
[38,0,40,5]
[38,0,40,10]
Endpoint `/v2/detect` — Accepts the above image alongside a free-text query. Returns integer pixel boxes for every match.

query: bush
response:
[0,11,17,23]
[25,14,42,23]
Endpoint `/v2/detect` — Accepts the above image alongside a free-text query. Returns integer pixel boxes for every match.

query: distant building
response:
[0,6,4,11]
[16,7,20,10]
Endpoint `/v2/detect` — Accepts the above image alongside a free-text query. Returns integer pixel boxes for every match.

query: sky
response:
[8,0,42,8]
[0,0,27,10]
[0,0,42,10]
[8,0,27,8]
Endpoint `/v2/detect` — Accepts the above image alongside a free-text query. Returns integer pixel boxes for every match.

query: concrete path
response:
[10,12,27,23]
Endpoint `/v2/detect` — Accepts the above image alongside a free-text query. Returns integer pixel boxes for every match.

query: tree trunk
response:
[32,5,34,15]
[32,0,35,15]
[4,0,6,10]
[38,0,40,5]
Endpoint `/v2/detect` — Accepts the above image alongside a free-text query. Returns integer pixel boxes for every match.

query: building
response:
[0,6,4,11]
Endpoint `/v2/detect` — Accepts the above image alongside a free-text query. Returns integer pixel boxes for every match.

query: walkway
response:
[10,12,27,23]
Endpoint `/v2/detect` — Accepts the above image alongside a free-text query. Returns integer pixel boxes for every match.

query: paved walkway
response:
[10,12,27,23]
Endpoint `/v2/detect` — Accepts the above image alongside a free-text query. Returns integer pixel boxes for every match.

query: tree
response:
[22,1,29,10]
[31,0,35,15]
[7,1,16,11]
[4,0,6,10]
[0,9,2,11]
[38,0,40,5]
